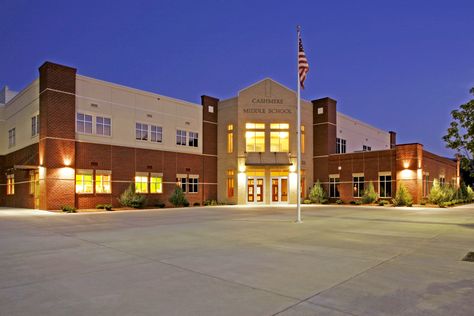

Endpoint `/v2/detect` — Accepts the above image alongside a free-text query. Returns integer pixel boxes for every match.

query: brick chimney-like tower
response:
[39,62,77,210]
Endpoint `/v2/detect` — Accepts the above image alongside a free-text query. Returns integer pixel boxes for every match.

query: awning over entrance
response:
[245,152,292,166]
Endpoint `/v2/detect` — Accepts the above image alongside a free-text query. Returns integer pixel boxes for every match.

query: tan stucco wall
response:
[76,75,203,155]
[0,79,40,155]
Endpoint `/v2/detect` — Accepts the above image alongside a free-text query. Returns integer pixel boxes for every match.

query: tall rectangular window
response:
[96,116,111,136]
[353,175,365,197]
[7,174,14,195]
[423,174,430,196]
[76,171,93,194]
[301,125,305,154]
[245,123,265,152]
[77,113,93,134]
[439,176,446,186]
[96,171,112,194]
[135,174,148,193]
[270,123,289,152]
[29,172,35,194]
[177,176,187,192]
[176,130,187,146]
[150,175,163,193]
[227,124,234,153]
[329,176,340,198]
[8,128,15,147]
[379,174,392,197]
[227,170,235,198]
[189,132,198,147]
[188,176,199,193]
[31,115,40,137]
[151,125,163,143]
[136,123,148,141]
[336,138,346,154]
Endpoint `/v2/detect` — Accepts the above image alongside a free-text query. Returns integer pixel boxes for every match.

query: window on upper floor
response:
[96,116,111,136]
[151,125,163,143]
[363,145,372,152]
[8,128,15,148]
[336,138,346,154]
[136,123,148,141]
[189,132,199,147]
[245,123,265,152]
[270,123,289,152]
[31,115,40,137]
[176,130,187,146]
[76,113,93,134]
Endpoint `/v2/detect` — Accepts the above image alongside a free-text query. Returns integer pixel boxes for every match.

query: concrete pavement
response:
[0,205,473,315]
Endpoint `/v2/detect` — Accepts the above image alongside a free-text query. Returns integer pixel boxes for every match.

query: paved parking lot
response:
[1,204,473,316]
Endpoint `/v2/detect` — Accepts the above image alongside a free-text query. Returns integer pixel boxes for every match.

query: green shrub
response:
[155,202,166,208]
[96,204,104,209]
[467,185,474,202]
[361,181,378,204]
[350,201,356,205]
[378,200,389,206]
[193,202,200,206]
[309,180,328,204]
[204,199,219,206]
[61,205,77,213]
[303,199,312,204]
[428,180,457,206]
[169,186,189,207]
[104,204,112,211]
[354,200,363,205]
[118,184,146,208]
[392,183,413,207]
[336,199,343,204]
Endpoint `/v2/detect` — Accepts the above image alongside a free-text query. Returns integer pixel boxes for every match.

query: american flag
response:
[298,30,309,89]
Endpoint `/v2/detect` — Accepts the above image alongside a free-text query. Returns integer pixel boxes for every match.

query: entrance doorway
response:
[247,177,264,203]
[271,177,288,203]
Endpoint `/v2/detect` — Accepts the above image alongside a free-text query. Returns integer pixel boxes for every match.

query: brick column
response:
[39,62,77,210]
[312,97,337,190]
[201,95,219,201]
[395,143,423,203]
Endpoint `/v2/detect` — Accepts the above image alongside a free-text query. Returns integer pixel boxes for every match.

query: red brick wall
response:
[39,62,77,210]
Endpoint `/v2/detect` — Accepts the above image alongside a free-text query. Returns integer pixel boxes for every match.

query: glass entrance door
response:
[247,177,264,203]
[271,177,288,203]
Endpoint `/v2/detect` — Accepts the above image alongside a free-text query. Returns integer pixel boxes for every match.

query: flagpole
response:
[296,25,302,223]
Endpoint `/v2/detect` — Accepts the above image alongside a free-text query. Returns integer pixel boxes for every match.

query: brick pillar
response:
[389,131,397,149]
[312,97,337,190]
[395,143,423,204]
[39,62,77,210]
[201,95,219,202]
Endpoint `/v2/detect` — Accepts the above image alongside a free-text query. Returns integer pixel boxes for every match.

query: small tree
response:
[361,181,378,204]
[309,180,328,204]
[118,184,146,208]
[392,182,413,206]
[169,186,189,207]
[467,185,474,202]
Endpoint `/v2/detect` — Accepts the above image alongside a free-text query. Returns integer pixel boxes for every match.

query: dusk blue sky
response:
[1,0,473,156]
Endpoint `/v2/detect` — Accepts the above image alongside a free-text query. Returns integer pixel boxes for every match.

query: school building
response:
[0,62,459,209]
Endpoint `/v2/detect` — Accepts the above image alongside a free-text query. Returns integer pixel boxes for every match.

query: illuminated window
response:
[227,124,233,153]
[188,176,199,193]
[270,123,289,152]
[176,130,187,146]
[301,125,305,154]
[353,175,364,198]
[7,174,14,195]
[8,128,15,147]
[31,115,40,137]
[150,175,163,193]
[96,172,111,194]
[76,171,93,194]
[29,172,35,194]
[329,177,340,198]
[77,113,92,134]
[245,123,265,152]
[135,174,148,193]
[136,123,148,141]
[189,132,199,147]
[227,170,235,198]
[151,125,163,143]
[96,116,111,136]
[379,175,392,197]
